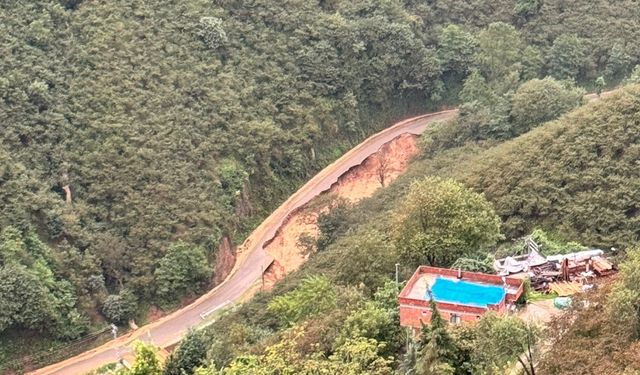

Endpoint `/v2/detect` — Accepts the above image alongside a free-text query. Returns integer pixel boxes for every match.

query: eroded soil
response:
[263,133,419,285]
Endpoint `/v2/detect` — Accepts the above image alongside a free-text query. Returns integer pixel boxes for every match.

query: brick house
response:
[398,266,524,330]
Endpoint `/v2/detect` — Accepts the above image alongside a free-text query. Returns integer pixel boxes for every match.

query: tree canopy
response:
[394,177,502,269]
[4,0,640,369]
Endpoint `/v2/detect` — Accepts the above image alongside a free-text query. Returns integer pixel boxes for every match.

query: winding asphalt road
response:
[29,109,457,375]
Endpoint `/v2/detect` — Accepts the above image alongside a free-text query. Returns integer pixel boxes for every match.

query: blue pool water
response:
[425,277,505,307]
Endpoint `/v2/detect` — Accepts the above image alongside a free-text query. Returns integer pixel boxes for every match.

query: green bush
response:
[155,242,212,302]
[102,289,138,324]
[267,275,337,327]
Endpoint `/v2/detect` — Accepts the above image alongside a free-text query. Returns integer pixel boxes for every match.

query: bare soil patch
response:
[264,133,420,279]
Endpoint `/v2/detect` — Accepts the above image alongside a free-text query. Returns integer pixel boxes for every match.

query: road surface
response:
[29,109,458,375]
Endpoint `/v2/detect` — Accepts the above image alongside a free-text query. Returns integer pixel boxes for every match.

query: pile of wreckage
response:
[493,239,616,297]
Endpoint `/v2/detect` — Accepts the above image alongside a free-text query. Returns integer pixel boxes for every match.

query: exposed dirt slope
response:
[264,133,420,279]
[31,110,457,375]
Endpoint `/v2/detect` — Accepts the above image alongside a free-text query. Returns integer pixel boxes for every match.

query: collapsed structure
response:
[398,266,524,330]
[397,238,617,330]
[494,239,615,296]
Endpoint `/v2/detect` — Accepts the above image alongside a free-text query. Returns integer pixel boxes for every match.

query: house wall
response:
[398,265,522,329]
[399,303,483,329]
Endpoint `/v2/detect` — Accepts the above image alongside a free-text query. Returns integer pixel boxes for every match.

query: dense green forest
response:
[105,84,639,375]
[2,0,640,371]
[136,85,639,375]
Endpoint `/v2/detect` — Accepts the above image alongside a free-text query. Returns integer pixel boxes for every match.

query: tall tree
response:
[331,228,398,293]
[475,22,523,81]
[547,34,586,79]
[608,246,640,339]
[605,42,632,79]
[101,289,138,324]
[510,77,584,135]
[0,264,57,333]
[472,313,538,375]
[267,275,337,327]
[437,24,478,75]
[164,329,209,375]
[394,177,502,269]
[416,301,456,375]
[155,242,212,302]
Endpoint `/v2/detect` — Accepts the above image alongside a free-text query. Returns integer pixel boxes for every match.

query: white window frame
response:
[449,313,461,325]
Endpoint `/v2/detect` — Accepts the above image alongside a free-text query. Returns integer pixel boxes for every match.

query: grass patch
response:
[528,291,559,302]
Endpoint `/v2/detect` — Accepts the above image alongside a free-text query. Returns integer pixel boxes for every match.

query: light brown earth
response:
[329,133,419,201]
[264,133,420,279]
[519,300,560,323]
[213,236,237,285]
[264,210,321,274]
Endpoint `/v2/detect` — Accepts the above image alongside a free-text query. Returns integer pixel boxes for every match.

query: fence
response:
[1,326,130,374]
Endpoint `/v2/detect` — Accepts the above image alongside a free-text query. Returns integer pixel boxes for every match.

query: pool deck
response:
[406,274,521,302]
[398,266,525,328]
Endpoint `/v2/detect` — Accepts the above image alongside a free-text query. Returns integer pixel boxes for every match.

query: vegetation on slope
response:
[538,246,640,375]
[3,0,640,369]
[142,84,640,375]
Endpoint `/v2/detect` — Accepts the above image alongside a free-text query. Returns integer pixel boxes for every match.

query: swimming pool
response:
[425,277,505,308]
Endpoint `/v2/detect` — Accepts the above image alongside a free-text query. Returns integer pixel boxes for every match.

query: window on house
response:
[449,314,461,325]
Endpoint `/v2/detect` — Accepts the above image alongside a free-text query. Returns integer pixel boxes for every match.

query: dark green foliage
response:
[528,229,586,255]
[3,0,640,360]
[425,75,584,153]
[101,289,138,324]
[437,25,478,75]
[538,248,640,374]
[154,241,212,302]
[316,201,350,252]
[0,227,88,339]
[0,1,447,347]
[514,0,542,18]
[163,330,208,375]
[476,22,523,81]
[595,76,606,95]
[329,228,398,293]
[471,313,537,374]
[629,65,640,84]
[463,86,640,246]
[416,301,457,374]
[398,338,419,375]
[267,275,337,327]
[394,177,502,269]
[520,46,544,80]
[334,301,399,355]
[509,77,584,134]
[606,42,632,80]
[0,264,57,333]
[547,34,586,79]
[450,256,494,273]
[458,71,493,106]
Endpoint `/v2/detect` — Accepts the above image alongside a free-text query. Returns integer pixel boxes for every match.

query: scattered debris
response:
[494,249,547,275]
[494,237,617,297]
[553,296,572,310]
[549,281,583,297]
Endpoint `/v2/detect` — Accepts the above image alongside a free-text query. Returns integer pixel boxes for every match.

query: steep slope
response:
[458,85,640,248]
[3,0,640,369]
[162,86,640,375]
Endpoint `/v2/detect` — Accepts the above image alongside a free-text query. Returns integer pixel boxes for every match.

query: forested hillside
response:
[146,86,640,375]
[148,85,640,375]
[2,0,640,368]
